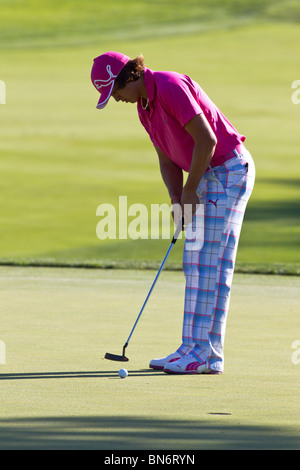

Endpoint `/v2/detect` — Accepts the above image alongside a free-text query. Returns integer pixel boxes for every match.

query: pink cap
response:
[91,51,130,109]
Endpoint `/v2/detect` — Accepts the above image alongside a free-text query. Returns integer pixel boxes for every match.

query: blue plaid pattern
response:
[179,149,255,372]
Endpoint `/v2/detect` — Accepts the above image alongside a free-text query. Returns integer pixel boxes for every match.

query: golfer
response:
[91,51,255,375]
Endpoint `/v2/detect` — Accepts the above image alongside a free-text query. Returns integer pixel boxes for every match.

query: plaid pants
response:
[178,148,255,373]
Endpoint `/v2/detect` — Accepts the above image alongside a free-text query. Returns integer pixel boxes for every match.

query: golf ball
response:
[118,368,128,379]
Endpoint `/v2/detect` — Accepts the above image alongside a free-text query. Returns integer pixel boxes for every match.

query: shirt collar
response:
[144,68,155,103]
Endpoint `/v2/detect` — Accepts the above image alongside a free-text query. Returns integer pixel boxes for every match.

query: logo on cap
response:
[94,65,116,92]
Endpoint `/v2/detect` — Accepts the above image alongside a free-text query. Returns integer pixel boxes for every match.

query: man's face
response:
[112,79,141,104]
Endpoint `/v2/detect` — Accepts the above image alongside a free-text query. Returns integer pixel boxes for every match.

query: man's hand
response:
[181,187,200,226]
[171,197,182,227]
[171,189,200,227]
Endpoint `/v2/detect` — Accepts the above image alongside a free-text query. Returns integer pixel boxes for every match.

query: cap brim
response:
[96,81,114,110]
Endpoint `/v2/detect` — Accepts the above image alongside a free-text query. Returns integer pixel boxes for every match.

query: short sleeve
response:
[159,76,203,128]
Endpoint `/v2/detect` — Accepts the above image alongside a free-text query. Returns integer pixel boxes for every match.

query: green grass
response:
[1,0,300,50]
[0,0,299,452]
[0,266,299,449]
[0,0,299,274]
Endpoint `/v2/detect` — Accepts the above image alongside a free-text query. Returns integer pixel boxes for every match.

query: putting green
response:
[0,266,299,449]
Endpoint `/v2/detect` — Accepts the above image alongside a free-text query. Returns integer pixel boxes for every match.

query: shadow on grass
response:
[0,369,163,380]
[0,415,298,450]
[245,199,300,222]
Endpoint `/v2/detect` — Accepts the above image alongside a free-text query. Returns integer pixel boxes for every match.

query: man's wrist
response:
[183,183,198,193]
[170,195,182,204]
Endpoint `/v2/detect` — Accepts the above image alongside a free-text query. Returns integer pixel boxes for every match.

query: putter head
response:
[105,352,129,362]
[104,343,129,362]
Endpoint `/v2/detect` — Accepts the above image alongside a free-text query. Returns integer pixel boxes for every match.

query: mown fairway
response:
[0,266,299,449]
[0,1,300,273]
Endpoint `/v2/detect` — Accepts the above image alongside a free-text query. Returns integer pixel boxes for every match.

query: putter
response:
[105,218,184,362]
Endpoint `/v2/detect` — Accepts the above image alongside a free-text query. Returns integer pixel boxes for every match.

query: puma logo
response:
[208,198,218,207]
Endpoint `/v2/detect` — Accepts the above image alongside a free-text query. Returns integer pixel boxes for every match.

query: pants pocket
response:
[214,162,248,194]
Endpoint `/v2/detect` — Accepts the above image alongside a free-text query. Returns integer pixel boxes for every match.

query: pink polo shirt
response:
[138,68,245,172]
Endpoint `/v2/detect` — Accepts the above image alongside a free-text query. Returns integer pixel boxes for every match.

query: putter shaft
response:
[104,219,183,362]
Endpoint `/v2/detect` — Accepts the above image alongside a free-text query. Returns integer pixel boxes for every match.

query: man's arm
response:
[155,147,183,225]
[181,113,217,222]
[155,112,217,225]
[155,146,183,203]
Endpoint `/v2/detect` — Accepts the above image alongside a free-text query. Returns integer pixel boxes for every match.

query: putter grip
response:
[172,218,184,244]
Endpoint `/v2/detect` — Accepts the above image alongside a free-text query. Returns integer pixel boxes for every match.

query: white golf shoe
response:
[149,351,182,371]
[163,353,205,374]
[164,353,223,375]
